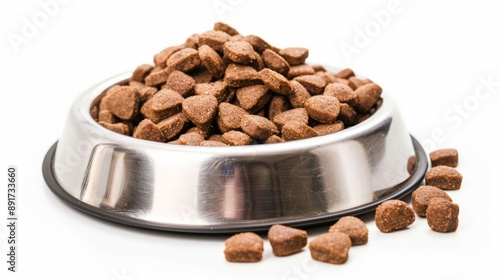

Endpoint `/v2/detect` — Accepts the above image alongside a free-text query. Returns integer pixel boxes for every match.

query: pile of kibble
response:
[92,22,382,146]
[224,148,462,264]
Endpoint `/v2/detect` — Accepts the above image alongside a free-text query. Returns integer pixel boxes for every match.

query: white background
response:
[1,0,500,279]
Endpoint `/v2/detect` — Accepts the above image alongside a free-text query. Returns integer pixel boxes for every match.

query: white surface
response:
[1,0,499,279]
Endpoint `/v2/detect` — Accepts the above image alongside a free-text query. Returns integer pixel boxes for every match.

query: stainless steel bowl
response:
[43,72,427,233]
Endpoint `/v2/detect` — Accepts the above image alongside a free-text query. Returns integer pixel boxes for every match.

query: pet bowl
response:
[43,72,427,233]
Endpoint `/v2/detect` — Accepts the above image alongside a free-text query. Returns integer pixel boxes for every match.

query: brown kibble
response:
[138,87,158,103]
[194,81,228,103]
[354,83,383,113]
[214,22,239,36]
[156,113,189,141]
[198,45,226,79]
[375,200,415,233]
[154,45,183,68]
[140,89,184,123]
[178,131,205,146]
[224,232,264,263]
[426,198,459,233]
[182,95,218,130]
[166,48,201,73]
[130,64,153,82]
[411,185,452,217]
[279,47,309,66]
[236,85,272,113]
[199,30,231,53]
[314,121,344,136]
[282,121,319,141]
[305,95,340,123]
[294,75,327,95]
[200,140,228,146]
[309,232,351,265]
[337,103,357,126]
[262,49,290,76]
[429,149,459,167]
[324,83,357,106]
[268,225,308,256]
[335,68,355,79]
[288,64,315,79]
[144,68,172,87]
[241,114,279,139]
[133,119,166,142]
[129,81,146,91]
[217,102,248,132]
[328,216,368,245]
[425,166,463,190]
[183,33,200,49]
[289,80,311,108]
[407,156,417,173]
[264,135,285,144]
[268,95,292,121]
[258,68,294,95]
[223,41,256,64]
[165,70,196,97]
[347,77,371,91]
[224,63,262,88]
[272,108,308,130]
[105,86,140,121]
[243,35,273,54]
[99,122,130,136]
[222,130,252,146]
[191,65,214,84]
[98,109,116,124]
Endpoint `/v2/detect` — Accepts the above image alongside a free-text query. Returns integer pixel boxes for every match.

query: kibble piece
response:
[264,135,285,144]
[314,121,344,136]
[407,156,417,173]
[105,86,140,121]
[224,232,264,263]
[411,185,452,217]
[335,68,355,79]
[324,83,357,107]
[294,75,327,95]
[129,81,146,91]
[337,103,357,126]
[178,131,205,146]
[99,122,130,136]
[200,140,228,146]
[140,89,184,123]
[144,68,172,87]
[241,114,279,139]
[258,68,294,95]
[375,200,415,233]
[222,130,252,146]
[183,33,200,49]
[199,30,231,53]
[130,64,154,82]
[133,119,166,142]
[262,49,290,76]
[309,232,351,265]
[153,45,183,68]
[182,95,219,130]
[328,216,368,245]
[305,95,340,123]
[166,48,201,73]
[288,64,316,79]
[214,22,240,36]
[243,35,273,54]
[272,108,309,130]
[194,81,228,103]
[165,70,196,97]
[236,85,272,113]
[217,102,249,132]
[191,65,214,84]
[268,225,308,257]
[354,83,382,113]
[98,109,116,124]
[224,63,262,88]
[289,80,311,108]
[223,41,256,64]
[347,77,371,91]
[426,197,459,233]
[156,113,189,141]
[282,121,319,141]
[198,45,226,79]
[278,47,309,66]
[425,166,463,190]
[138,87,158,103]
[268,95,292,121]
[429,149,459,167]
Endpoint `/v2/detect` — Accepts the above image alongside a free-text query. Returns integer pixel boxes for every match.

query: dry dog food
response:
[267,225,308,256]
[429,148,459,167]
[411,185,452,217]
[425,165,463,190]
[94,22,383,145]
[224,232,264,262]
[308,232,351,264]
[328,216,368,245]
[375,200,415,233]
[426,197,460,232]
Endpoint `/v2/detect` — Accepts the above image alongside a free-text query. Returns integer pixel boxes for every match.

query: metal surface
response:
[43,72,427,233]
